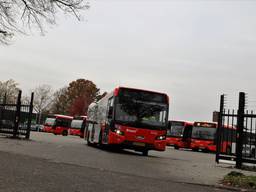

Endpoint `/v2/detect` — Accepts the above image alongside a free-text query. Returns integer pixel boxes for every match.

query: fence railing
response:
[0,90,34,139]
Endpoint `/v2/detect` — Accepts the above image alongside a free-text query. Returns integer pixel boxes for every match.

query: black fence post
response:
[216,94,225,163]
[26,92,34,139]
[0,93,7,120]
[13,90,22,138]
[236,92,245,169]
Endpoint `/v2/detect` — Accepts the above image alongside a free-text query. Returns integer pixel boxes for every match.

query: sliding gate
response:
[216,92,256,168]
[0,91,34,139]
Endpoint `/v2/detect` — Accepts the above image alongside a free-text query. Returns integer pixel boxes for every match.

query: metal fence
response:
[216,92,256,168]
[0,91,34,139]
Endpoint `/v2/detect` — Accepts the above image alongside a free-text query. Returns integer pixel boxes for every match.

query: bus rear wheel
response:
[62,130,68,136]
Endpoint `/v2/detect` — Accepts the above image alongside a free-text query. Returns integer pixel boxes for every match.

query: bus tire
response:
[142,150,149,156]
[87,131,93,146]
[192,148,198,152]
[174,146,179,150]
[62,130,68,136]
[84,129,88,141]
[98,131,103,148]
[202,149,208,153]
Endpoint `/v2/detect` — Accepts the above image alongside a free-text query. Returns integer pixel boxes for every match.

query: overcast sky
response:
[1,0,256,121]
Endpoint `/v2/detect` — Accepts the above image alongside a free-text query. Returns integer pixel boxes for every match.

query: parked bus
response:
[218,127,255,157]
[84,87,169,156]
[43,114,73,136]
[166,120,193,149]
[70,116,87,137]
[190,122,217,152]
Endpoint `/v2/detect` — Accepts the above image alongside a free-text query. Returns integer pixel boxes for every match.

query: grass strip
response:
[222,171,256,189]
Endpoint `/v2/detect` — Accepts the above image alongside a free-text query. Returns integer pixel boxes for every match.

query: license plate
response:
[133,142,145,147]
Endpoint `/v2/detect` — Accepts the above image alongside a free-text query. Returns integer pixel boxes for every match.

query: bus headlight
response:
[116,129,125,136]
[156,135,166,140]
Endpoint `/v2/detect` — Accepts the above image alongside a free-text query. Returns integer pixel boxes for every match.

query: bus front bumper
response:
[108,132,166,151]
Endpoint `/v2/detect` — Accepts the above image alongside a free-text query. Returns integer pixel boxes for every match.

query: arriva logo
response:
[126,129,136,133]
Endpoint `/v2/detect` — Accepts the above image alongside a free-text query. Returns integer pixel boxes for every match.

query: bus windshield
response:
[167,125,184,137]
[115,89,168,128]
[71,120,83,129]
[115,102,167,128]
[44,118,56,127]
[191,127,216,140]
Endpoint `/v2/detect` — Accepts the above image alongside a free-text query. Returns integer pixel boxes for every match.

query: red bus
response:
[190,122,217,152]
[84,87,169,156]
[217,124,237,155]
[166,120,193,149]
[70,116,87,137]
[43,114,73,136]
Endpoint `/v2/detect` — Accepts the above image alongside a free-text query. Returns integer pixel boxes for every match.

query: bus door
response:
[181,125,193,148]
[182,125,193,141]
[103,97,114,144]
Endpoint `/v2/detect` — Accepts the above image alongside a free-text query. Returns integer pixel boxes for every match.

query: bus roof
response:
[169,120,193,125]
[117,86,168,97]
[73,116,87,120]
[96,86,169,104]
[47,114,73,120]
[193,121,217,128]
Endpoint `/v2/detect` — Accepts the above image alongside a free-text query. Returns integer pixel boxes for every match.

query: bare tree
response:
[33,84,52,112]
[0,0,89,44]
[50,86,68,114]
[0,79,19,103]
[32,84,53,122]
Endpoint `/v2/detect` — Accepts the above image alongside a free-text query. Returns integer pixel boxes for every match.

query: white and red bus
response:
[84,87,169,156]
[190,122,217,152]
[166,120,193,149]
[70,116,87,137]
[43,114,73,136]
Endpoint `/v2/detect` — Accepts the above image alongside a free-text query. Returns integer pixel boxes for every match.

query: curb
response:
[216,184,255,192]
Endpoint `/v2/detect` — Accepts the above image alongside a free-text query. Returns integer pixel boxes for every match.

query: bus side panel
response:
[97,94,114,144]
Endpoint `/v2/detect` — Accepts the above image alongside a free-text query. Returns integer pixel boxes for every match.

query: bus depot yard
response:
[1,87,256,191]
[0,132,253,192]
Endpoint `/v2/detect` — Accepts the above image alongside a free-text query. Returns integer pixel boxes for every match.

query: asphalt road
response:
[0,133,235,192]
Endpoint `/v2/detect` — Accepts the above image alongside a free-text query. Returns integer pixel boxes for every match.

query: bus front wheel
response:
[174,146,179,150]
[87,131,93,146]
[98,131,104,148]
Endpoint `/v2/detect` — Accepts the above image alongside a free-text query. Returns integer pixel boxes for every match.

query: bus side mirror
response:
[108,107,113,119]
